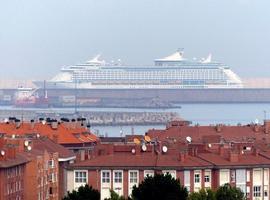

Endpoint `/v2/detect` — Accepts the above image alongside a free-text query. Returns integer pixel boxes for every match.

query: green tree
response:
[215,184,244,200]
[188,189,215,200]
[105,189,127,200]
[62,184,100,200]
[132,173,188,200]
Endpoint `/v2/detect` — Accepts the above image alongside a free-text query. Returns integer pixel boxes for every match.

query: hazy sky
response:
[0,0,270,79]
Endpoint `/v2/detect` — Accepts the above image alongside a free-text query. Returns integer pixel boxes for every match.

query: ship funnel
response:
[202,54,212,63]
[86,54,105,66]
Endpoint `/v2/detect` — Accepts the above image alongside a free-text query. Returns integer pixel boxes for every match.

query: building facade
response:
[66,120,270,200]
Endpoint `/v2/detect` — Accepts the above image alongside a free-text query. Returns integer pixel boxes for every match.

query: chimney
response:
[264,120,270,134]
[254,124,260,132]
[229,151,239,162]
[15,119,21,129]
[252,148,259,156]
[17,139,25,153]
[179,151,186,162]
[80,150,85,161]
[81,118,87,127]
[51,120,58,129]
[0,138,5,149]
[71,119,76,129]
[52,134,58,143]
[188,147,198,156]
[30,119,35,129]
[107,144,114,155]
[7,146,16,159]
[0,149,6,161]
[219,146,225,157]
[216,124,222,132]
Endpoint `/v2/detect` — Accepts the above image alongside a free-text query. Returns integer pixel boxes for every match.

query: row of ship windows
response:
[74,69,225,75]
[74,72,226,77]
[74,71,224,74]
[73,75,227,80]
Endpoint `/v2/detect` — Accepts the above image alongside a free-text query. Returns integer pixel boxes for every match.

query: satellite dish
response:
[131,148,136,154]
[186,136,192,143]
[254,119,259,124]
[24,140,29,146]
[141,144,147,152]
[144,135,151,142]
[0,150,5,156]
[133,138,141,145]
[4,118,8,123]
[42,120,46,125]
[37,134,40,138]
[208,144,212,148]
[12,134,15,139]
[162,146,168,153]
[27,146,32,151]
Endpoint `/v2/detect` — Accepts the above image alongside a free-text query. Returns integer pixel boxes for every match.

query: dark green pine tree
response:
[132,173,188,200]
[215,184,245,200]
[62,184,100,200]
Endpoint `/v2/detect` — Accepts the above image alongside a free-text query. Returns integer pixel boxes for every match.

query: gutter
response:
[58,156,76,162]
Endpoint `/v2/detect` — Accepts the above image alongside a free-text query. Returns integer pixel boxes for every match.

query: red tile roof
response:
[0,154,30,168]
[146,121,270,143]
[198,152,270,167]
[0,121,98,145]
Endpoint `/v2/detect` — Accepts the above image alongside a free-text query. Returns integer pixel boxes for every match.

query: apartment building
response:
[66,119,270,200]
[0,137,29,200]
[0,134,75,200]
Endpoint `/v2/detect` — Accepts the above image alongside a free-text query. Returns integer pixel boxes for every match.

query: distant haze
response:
[0,0,270,79]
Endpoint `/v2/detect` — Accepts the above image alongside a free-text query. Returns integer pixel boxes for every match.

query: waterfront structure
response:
[33,50,243,89]
[66,120,270,200]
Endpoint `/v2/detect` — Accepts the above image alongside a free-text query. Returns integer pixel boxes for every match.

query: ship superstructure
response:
[34,50,243,89]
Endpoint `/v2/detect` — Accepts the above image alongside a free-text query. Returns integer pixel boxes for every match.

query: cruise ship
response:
[33,50,243,89]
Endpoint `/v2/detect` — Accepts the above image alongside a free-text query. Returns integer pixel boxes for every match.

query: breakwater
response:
[0,109,179,126]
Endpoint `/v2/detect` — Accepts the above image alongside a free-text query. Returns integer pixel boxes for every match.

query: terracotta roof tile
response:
[0,122,98,145]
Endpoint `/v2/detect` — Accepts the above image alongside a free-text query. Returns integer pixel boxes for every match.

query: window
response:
[144,170,154,178]
[114,171,122,183]
[264,185,268,197]
[220,169,230,185]
[49,187,53,195]
[129,171,138,183]
[48,173,56,182]
[253,186,261,197]
[204,170,211,183]
[48,160,54,168]
[75,171,87,183]
[204,175,210,183]
[162,170,176,179]
[102,171,110,183]
[194,173,200,183]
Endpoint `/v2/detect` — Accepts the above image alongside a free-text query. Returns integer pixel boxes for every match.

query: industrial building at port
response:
[2,118,270,199]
